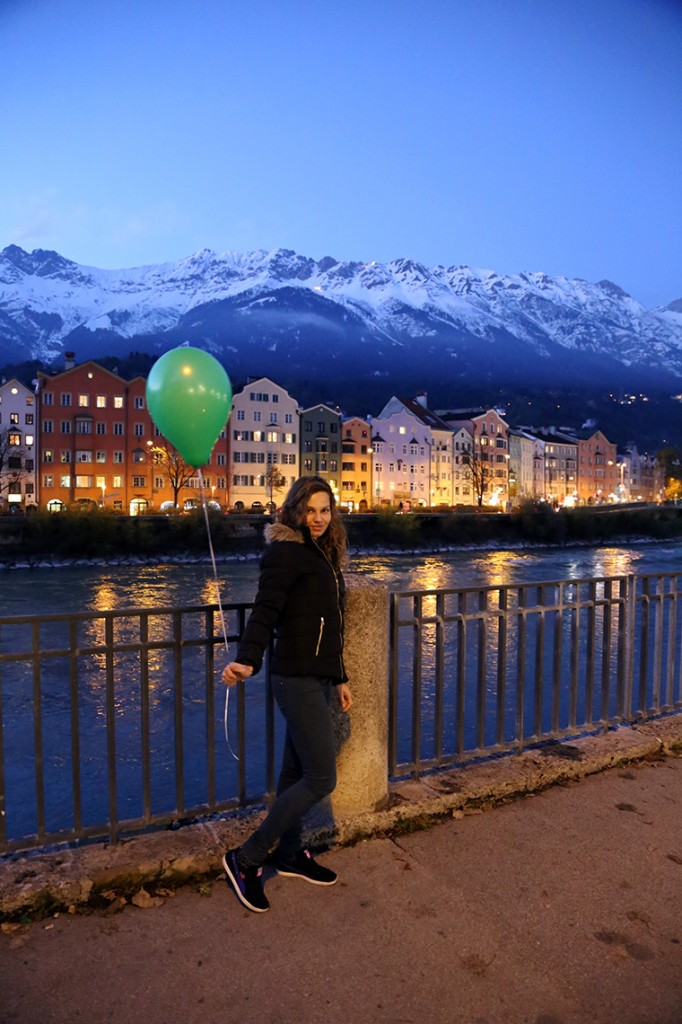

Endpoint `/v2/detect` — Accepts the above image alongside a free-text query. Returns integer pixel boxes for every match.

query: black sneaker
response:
[222,848,270,913]
[275,849,337,886]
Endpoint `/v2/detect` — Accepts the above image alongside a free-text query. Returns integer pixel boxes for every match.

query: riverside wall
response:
[2,716,681,921]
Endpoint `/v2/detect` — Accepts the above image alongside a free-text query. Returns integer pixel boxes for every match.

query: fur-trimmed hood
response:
[236,517,347,682]
[264,522,305,545]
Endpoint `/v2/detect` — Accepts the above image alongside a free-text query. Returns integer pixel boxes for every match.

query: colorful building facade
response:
[0,378,37,511]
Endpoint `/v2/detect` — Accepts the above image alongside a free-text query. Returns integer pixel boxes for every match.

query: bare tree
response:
[148,442,197,508]
[264,463,287,507]
[461,450,490,508]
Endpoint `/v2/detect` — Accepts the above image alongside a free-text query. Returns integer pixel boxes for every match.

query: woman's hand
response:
[222,662,254,687]
[336,683,352,712]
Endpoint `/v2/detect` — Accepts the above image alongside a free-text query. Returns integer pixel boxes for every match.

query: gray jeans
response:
[239,674,337,867]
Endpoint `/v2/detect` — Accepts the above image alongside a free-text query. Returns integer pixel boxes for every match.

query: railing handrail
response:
[390,568,681,600]
[0,600,254,627]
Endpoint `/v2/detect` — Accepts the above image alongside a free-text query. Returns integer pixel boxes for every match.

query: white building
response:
[371,394,453,508]
[0,378,37,511]
[229,377,299,510]
[531,435,546,500]
[508,428,537,502]
[452,427,474,505]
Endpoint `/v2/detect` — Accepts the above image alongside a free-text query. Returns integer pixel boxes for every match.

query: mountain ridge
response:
[1,245,681,406]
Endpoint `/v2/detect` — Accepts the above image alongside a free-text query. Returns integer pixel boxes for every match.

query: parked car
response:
[249,501,265,514]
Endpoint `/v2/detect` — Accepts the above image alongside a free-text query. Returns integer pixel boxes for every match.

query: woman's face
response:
[305,490,332,538]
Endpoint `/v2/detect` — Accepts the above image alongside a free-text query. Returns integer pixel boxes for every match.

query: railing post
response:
[331,575,390,817]
[622,573,636,721]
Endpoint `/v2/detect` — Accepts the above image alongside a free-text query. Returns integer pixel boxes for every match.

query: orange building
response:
[340,416,372,510]
[37,359,230,512]
[576,429,618,504]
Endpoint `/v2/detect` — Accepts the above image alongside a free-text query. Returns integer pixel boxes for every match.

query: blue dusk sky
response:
[1,0,681,308]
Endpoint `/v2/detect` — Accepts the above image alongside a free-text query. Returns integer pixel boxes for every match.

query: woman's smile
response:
[305,493,332,537]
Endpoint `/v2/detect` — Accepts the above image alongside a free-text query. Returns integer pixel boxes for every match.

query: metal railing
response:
[1,570,681,854]
[0,601,279,854]
[389,571,681,777]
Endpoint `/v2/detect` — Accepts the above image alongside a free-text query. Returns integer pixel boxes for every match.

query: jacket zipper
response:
[315,616,325,656]
[312,539,346,679]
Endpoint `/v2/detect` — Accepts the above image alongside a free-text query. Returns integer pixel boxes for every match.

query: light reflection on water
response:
[1,542,680,617]
[350,541,677,595]
[586,546,647,579]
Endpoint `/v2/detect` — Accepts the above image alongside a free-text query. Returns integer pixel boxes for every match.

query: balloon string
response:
[198,468,239,762]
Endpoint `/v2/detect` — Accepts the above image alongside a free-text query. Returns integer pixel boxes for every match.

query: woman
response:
[222,476,352,913]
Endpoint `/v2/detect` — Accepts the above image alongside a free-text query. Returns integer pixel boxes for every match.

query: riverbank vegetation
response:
[1,504,681,562]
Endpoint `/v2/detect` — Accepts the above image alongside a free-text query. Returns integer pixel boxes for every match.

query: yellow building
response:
[340,416,372,511]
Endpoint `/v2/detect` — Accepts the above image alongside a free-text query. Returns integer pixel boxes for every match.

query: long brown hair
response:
[279,477,347,570]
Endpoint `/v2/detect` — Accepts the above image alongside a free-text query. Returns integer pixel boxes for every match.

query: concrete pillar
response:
[331,574,390,816]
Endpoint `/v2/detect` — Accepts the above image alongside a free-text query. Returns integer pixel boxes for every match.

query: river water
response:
[3,538,682,618]
[2,539,681,848]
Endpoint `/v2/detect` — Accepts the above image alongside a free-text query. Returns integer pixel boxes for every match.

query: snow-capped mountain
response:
[1,244,681,406]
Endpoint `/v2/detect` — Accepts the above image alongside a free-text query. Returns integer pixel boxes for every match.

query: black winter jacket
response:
[235,522,347,683]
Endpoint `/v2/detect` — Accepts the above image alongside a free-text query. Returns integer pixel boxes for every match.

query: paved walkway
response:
[1,752,681,1024]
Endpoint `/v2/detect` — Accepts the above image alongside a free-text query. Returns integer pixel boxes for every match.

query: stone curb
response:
[2,716,681,921]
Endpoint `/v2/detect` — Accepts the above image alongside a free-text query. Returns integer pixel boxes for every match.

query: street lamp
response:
[366,446,373,506]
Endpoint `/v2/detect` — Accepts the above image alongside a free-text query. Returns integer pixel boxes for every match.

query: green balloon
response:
[146,347,233,467]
